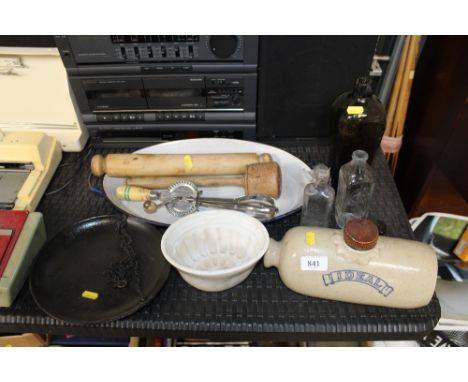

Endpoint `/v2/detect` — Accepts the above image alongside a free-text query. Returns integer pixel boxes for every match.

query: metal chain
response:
[103,216,147,303]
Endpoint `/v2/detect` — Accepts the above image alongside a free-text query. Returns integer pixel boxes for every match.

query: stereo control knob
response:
[232,94,242,106]
[209,36,238,59]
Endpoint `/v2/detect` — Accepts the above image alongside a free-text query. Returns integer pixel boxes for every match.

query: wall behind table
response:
[395,35,468,217]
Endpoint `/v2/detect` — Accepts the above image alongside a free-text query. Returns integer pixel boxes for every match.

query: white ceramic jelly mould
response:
[161,210,270,292]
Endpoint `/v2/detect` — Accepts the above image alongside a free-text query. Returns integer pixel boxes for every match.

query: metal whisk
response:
[165,181,277,221]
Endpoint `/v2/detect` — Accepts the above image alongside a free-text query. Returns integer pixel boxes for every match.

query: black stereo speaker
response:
[257,36,378,138]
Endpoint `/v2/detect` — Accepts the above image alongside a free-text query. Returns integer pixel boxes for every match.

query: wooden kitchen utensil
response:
[124,161,282,198]
[91,152,272,177]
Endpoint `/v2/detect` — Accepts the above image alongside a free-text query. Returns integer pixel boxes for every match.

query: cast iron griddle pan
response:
[30,215,170,324]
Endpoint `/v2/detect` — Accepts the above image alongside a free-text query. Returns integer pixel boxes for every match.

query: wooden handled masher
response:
[125,161,281,198]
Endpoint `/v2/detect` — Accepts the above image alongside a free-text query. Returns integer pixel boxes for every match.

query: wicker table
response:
[0,139,440,341]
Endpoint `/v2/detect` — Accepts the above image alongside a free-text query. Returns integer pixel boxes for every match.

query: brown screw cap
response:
[344,219,379,250]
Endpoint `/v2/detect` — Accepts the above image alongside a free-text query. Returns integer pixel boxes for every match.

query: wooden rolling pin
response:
[91,152,272,177]
[125,161,282,198]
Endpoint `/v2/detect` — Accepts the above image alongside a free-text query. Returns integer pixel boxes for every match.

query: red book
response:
[0,211,29,278]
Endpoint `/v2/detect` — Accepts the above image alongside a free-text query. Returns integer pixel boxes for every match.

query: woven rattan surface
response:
[0,140,440,340]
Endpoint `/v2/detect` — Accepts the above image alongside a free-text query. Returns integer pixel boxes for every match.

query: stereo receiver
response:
[55,36,258,146]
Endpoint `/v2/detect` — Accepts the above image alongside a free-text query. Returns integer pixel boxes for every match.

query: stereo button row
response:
[208,88,243,95]
[97,113,145,122]
[96,112,205,123]
[155,112,205,121]
[141,65,193,73]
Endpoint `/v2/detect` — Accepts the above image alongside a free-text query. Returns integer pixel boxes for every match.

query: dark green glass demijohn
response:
[333,77,386,170]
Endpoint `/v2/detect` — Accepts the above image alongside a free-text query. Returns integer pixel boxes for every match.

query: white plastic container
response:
[161,210,269,292]
[0,47,88,151]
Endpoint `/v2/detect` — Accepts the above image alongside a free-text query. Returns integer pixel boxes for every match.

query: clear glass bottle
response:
[300,164,335,227]
[335,150,375,228]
